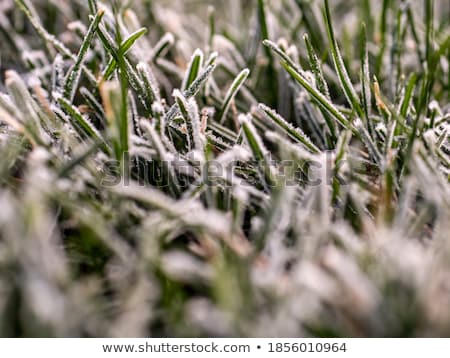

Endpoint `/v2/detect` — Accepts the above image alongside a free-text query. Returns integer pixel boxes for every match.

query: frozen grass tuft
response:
[0,0,449,337]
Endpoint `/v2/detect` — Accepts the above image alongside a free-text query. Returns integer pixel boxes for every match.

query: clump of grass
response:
[0,0,449,337]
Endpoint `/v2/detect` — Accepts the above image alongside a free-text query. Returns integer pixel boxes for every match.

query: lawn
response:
[0,0,449,337]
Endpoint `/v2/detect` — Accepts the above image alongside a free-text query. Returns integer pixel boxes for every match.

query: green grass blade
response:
[101,28,148,81]
[121,27,147,55]
[239,114,276,188]
[304,33,330,100]
[173,90,203,152]
[15,0,97,85]
[63,9,104,102]
[151,32,175,61]
[181,49,204,92]
[258,103,320,153]
[264,40,349,129]
[294,0,325,50]
[303,33,337,141]
[323,0,364,119]
[257,0,277,105]
[58,96,107,148]
[219,68,250,124]
[360,23,372,121]
[140,120,181,197]
[137,62,161,110]
[399,73,417,119]
[166,60,217,123]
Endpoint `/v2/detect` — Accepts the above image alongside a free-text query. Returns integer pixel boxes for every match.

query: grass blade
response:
[263,40,349,129]
[258,103,320,153]
[303,33,337,141]
[181,49,204,92]
[58,96,107,148]
[323,0,364,119]
[219,68,250,124]
[166,59,217,123]
[63,9,104,102]
[239,114,276,187]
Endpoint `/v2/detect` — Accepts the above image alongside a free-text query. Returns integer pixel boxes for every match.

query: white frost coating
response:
[265,131,317,161]
[181,48,204,91]
[161,250,212,282]
[187,149,205,164]
[423,128,438,147]
[150,32,175,60]
[0,93,15,113]
[429,100,442,114]
[27,75,41,88]
[231,145,252,161]
[137,61,161,103]
[375,122,387,133]
[215,145,251,165]
[213,35,246,69]
[67,20,87,33]
[187,98,205,151]
[151,101,165,115]
[173,90,205,151]
[113,182,231,237]
[353,117,363,129]
[259,103,319,153]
